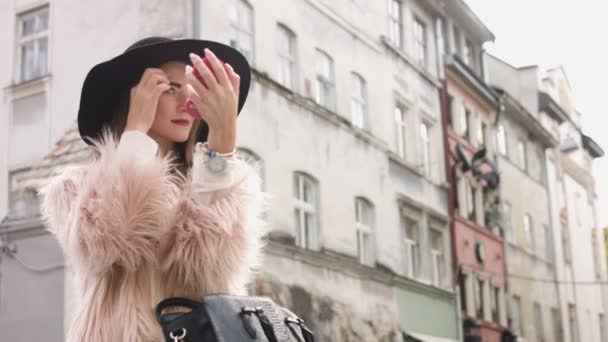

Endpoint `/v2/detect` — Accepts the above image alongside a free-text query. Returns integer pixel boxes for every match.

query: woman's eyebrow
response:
[169,81,182,88]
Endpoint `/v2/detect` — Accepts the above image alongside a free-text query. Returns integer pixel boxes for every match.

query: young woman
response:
[39,37,267,341]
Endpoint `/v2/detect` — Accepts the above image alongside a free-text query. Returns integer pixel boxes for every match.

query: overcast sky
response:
[464,0,608,228]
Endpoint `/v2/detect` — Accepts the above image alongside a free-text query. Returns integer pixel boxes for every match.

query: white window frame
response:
[513,295,524,335]
[517,139,527,171]
[402,209,421,279]
[502,201,513,242]
[496,123,507,155]
[314,49,335,110]
[16,5,50,83]
[236,147,265,190]
[387,0,402,48]
[350,72,367,129]
[355,197,375,266]
[524,213,535,251]
[430,228,445,287]
[412,17,427,67]
[293,173,319,250]
[277,23,296,90]
[229,0,255,63]
[394,104,407,159]
[420,121,432,177]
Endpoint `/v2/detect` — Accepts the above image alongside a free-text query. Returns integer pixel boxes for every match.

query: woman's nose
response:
[177,88,188,111]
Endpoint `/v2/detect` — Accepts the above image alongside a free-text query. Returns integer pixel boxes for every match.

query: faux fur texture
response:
[39,130,269,342]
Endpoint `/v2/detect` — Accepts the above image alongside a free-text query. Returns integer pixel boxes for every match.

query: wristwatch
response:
[198,142,235,174]
[203,150,228,173]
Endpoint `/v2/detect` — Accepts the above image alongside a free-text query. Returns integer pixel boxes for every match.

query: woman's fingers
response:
[144,72,169,90]
[204,49,230,87]
[189,53,219,92]
[141,68,167,88]
[186,65,211,99]
[225,63,240,97]
[153,82,171,98]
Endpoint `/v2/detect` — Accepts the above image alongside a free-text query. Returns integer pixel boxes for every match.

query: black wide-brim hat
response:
[77,37,251,145]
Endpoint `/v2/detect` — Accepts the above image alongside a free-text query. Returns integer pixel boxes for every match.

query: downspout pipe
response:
[192,0,201,38]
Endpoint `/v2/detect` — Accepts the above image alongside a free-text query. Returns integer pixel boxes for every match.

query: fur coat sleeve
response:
[39,130,268,297]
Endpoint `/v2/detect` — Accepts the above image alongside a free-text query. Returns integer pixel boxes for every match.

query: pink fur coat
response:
[38,130,268,341]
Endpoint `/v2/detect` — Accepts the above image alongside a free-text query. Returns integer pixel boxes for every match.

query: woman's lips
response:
[171,119,190,126]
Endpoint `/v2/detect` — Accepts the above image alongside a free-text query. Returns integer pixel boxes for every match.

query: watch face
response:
[207,155,227,173]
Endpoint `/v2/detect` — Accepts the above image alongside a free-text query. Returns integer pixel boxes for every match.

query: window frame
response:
[229,0,255,63]
[293,172,320,250]
[517,139,527,171]
[430,227,445,287]
[524,213,535,251]
[350,72,367,129]
[387,0,403,48]
[15,5,50,83]
[394,104,408,159]
[419,120,432,177]
[412,17,427,67]
[402,208,421,279]
[355,197,375,266]
[496,123,507,156]
[314,48,335,110]
[276,23,296,90]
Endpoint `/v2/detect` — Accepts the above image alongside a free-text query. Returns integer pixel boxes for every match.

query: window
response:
[412,18,427,67]
[513,295,523,335]
[9,92,48,168]
[551,308,562,342]
[394,105,407,159]
[402,209,421,278]
[568,304,579,342]
[497,124,507,155]
[229,0,254,63]
[277,24,296,89]
[491,286,500,323]
[479,122,487,148]
[16,6,49,82]
[459,272,468,314]
[420,122,431,176]
[387,0,402,48]
[517,139,527,170]
[355,197,375,266]
[534,302,544,342]
[524,214,535,250]
[236,147,265,190]
[430,229,445,287]
[464,40,475,69]
[447,95,454,129]
[599,314,606,342]
[474,276,484,319]
[293,173,319,250]
[314,49,335,110]
[350,73,367,129]
[462,108,471,139]
[466,180,476,222]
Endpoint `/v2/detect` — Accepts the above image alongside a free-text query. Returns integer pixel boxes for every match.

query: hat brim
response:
[78,39,251,145]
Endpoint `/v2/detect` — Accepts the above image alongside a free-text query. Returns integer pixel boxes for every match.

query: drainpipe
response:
[192,0,201,38]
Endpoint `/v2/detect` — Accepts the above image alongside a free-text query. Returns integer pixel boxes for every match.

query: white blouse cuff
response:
[117,130,159,162]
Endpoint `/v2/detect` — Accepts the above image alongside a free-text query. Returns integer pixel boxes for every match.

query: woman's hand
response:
[125,68,171,133]
[186,49,241,153]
